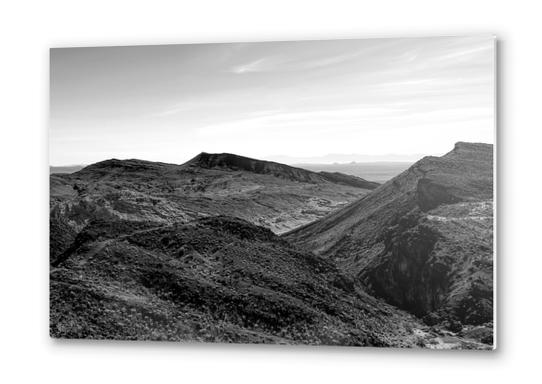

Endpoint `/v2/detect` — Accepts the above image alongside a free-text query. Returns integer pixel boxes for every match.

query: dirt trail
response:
[53,224,173,267]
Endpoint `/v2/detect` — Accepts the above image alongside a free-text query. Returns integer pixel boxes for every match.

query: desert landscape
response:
[50,141,494,349]
[50,36,495,349]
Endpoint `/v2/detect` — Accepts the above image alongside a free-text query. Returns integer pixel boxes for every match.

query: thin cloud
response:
[50,35,495,165]
[231,58,274,74]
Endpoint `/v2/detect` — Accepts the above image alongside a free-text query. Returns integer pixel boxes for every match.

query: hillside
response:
[49,145,493,348]
[51,216,407,344]
[50,215,487,348]
[50,154,378,246]
[184,152,380,189]
[285,142,494,341]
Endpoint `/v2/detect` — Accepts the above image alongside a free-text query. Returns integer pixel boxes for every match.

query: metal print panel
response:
[50,35,496,349]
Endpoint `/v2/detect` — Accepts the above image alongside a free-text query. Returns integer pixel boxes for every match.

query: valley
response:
[50,143,494,349]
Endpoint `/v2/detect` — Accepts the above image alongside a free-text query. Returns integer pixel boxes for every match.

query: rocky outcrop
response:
[362,212,446,316]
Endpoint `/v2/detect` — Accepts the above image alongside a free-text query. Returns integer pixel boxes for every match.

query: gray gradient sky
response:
[50,35,495,165]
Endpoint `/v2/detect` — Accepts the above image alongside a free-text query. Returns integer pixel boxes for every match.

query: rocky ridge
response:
[285,142,494,341]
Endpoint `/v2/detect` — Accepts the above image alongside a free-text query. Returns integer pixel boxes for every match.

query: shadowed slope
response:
[50,216,436,347]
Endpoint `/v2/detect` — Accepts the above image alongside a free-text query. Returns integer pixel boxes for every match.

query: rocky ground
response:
[50,144,494,349]
[51,216,429,346]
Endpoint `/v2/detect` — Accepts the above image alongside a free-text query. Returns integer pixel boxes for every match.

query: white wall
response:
[0,1,539,383]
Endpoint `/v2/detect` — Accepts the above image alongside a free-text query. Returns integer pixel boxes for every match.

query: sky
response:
[50,35,495,165]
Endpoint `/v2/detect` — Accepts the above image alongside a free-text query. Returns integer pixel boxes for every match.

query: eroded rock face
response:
[363,212,446,317]
[361,201,493,326]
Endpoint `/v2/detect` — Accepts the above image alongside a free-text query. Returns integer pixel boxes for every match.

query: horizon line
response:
[49,141,492,168]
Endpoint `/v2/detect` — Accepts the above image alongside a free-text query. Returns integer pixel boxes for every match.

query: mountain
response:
[50,215,488,348]
[184,152,324,183]
[285,142,494,339]
[49,145,493,348]
[50,154,378,260]
[51,216,434,346]
[184,152,380,189]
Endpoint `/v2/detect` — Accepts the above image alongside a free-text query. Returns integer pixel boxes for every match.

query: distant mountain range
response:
[50,143,494,348]
[294,162,413,183]
[50,161,410,185]
[267,153,424,164]
[49,152,422,175]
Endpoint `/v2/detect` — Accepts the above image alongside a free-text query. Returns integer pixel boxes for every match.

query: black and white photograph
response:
[49,35,495,349]
[9,0,542,382]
